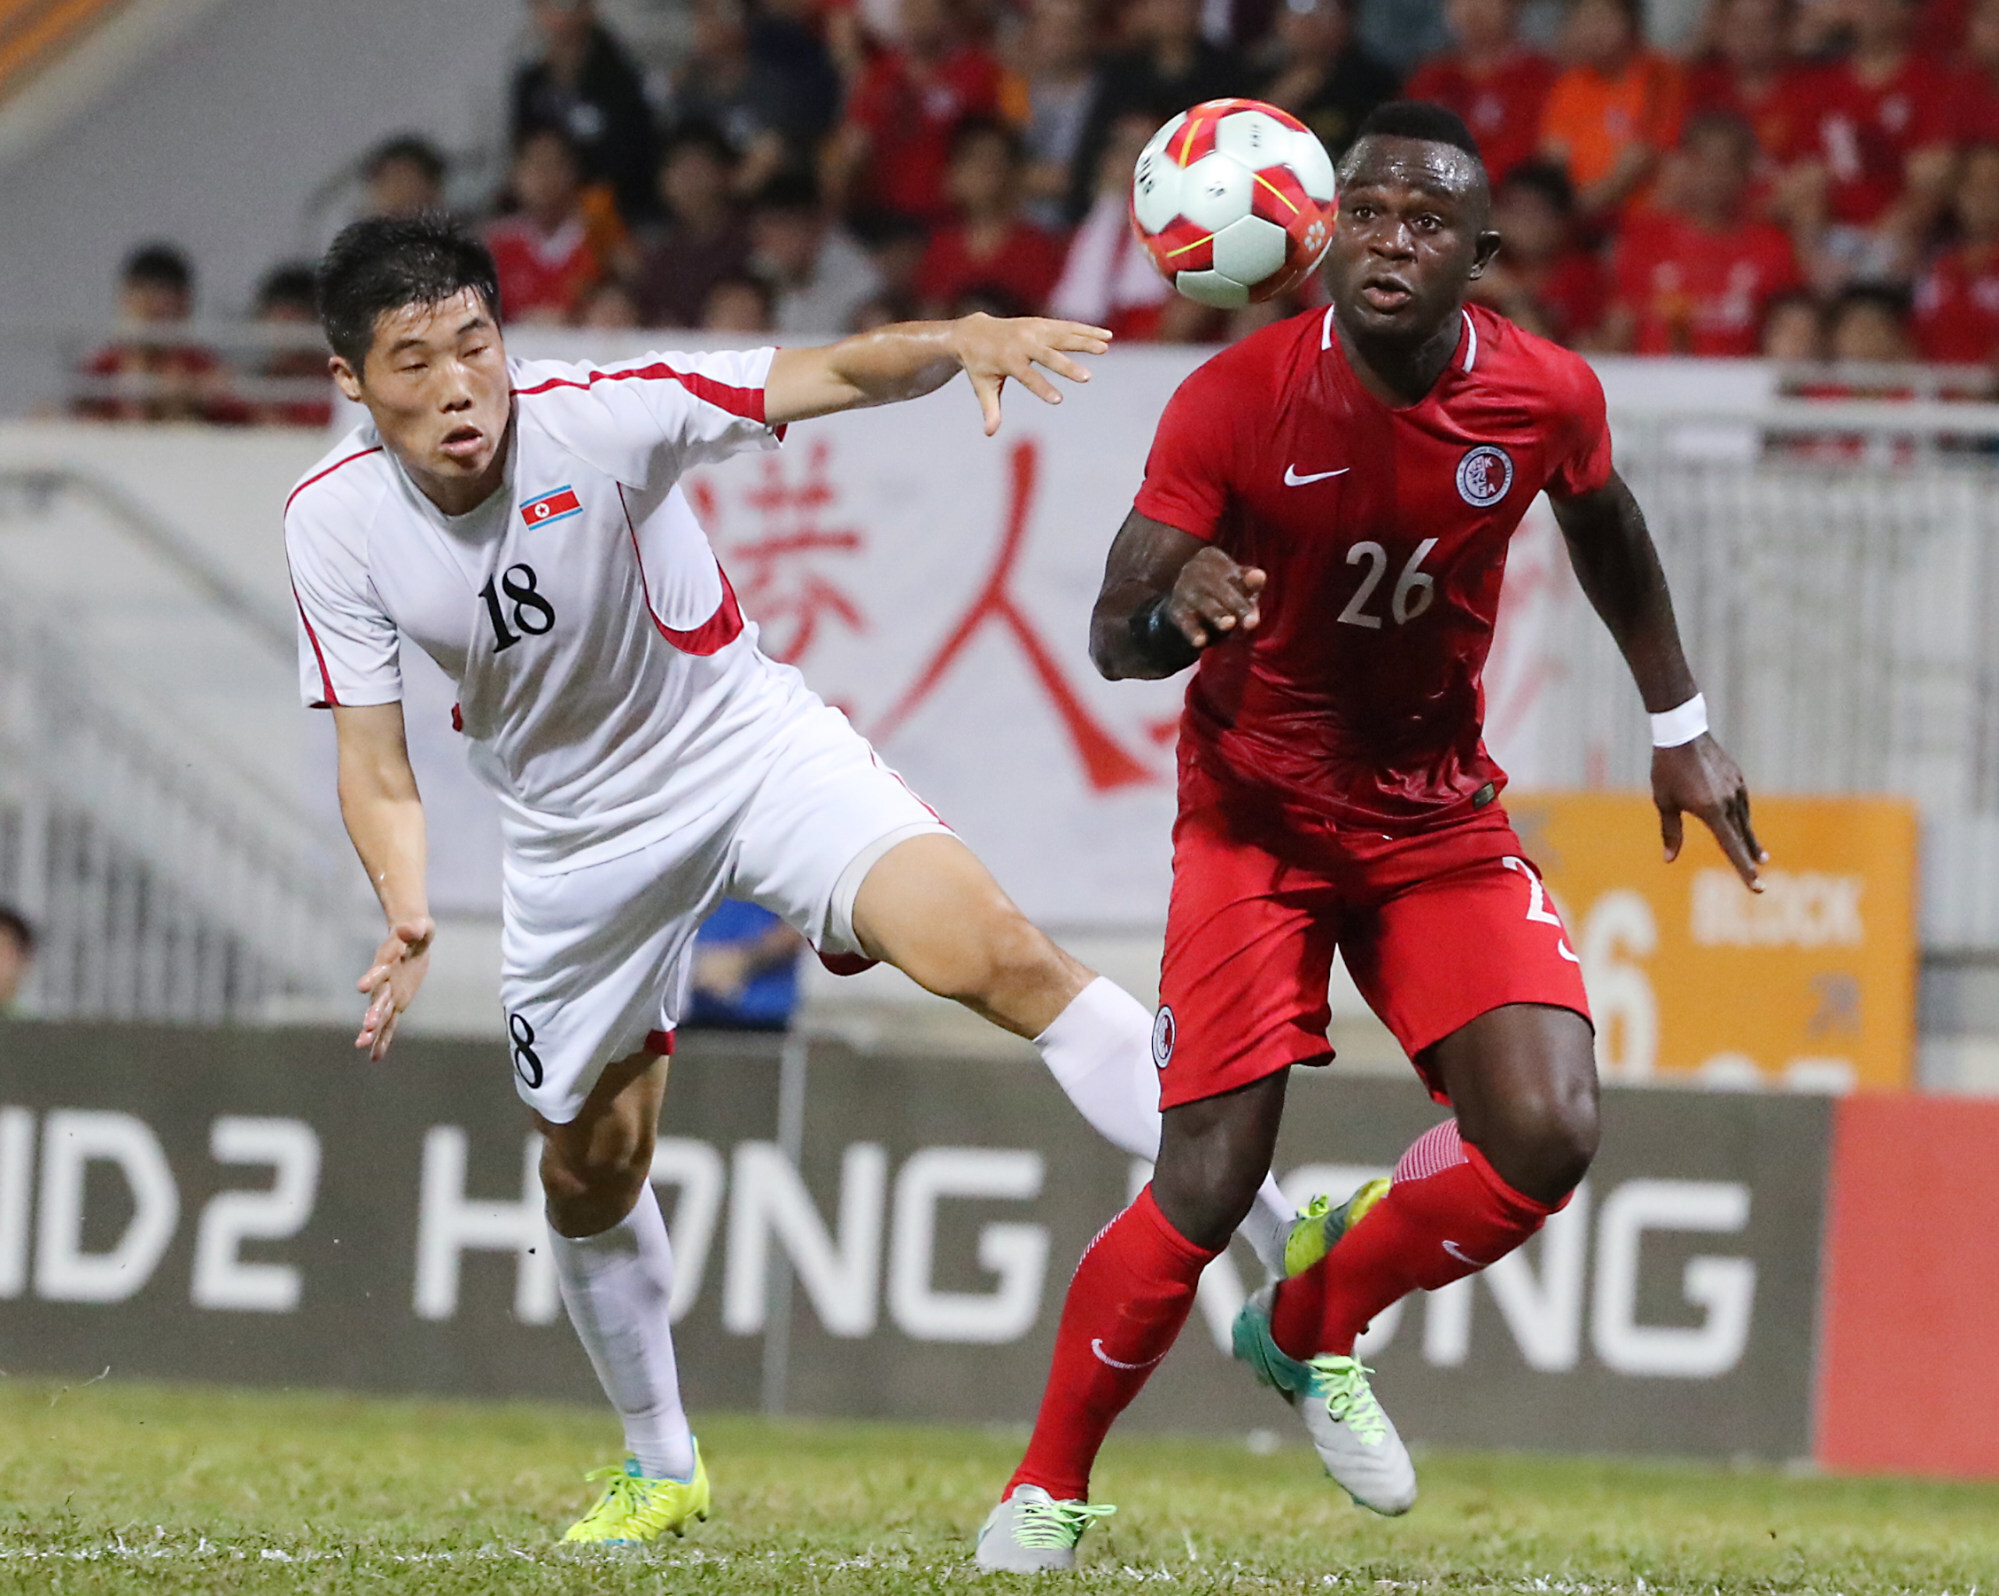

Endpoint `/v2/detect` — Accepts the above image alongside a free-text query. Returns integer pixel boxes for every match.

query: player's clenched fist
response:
[1167,547,1267,649]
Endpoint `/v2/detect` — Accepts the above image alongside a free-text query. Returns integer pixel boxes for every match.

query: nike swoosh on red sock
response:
[1090,1338,1167,1371]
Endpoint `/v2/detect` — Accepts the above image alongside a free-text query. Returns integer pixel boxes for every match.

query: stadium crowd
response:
[80,0,1999,423]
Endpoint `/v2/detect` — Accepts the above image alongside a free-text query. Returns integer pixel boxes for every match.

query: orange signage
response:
[1505,793,1918,1091]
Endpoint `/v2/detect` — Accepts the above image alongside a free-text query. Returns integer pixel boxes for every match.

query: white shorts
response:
[499,698,949,1122]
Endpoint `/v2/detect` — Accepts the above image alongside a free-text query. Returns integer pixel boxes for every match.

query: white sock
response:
[1034,976,1296,1275]
[548,1182,695,1481]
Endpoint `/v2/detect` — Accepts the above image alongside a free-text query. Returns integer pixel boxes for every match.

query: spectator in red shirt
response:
[1945,0,1999,146]
[1914,142,1999,362]
[487,128,610,325]
[1470,158,1608,343]
[75,242,230,423]
[1774,0,1957,283]
[1603,110,1804,354]
[1684,0,1814,204]
[244,263,332,428]
[826,0,1007,223]
[1048,107,1177,340]
[916,117,1071,316]
[1404,0,1557,182]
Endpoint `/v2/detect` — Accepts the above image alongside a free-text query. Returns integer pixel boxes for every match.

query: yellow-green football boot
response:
[561,1445,711,1545]
[1281,1177,1391,1278]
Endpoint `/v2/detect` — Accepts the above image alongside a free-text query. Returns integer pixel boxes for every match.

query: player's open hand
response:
[950,313,1112,436]
[1654,736,1765,891]
[1168,545,1267,649]
[355,916,435,1062]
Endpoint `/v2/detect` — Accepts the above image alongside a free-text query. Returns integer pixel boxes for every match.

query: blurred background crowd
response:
[76,0,1999,424]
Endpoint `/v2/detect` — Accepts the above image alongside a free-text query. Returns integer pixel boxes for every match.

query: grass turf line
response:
[1,1378,1994,1594]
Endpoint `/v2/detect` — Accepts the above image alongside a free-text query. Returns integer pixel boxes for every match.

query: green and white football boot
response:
[974,1485,1117,1571]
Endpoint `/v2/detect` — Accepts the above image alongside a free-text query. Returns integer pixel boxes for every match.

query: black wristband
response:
[1128,594,1201,672]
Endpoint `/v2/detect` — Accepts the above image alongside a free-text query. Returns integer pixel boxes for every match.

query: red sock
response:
[1272,1121,1560,1360]
[1007,1185,1218,1502]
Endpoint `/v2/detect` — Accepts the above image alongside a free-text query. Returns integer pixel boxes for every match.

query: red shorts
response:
[1155,776,1592,1110]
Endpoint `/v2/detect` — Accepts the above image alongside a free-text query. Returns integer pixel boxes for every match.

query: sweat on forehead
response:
[1337,135,1488,199]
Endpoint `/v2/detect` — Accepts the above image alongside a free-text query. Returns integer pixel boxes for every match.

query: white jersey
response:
[285,347,806,874]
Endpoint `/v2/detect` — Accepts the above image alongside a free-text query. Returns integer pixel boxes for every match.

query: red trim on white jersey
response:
[643,1028,677,1056]
[292,587,341,708]
[514,361,768,425]
[617,484,746,656]
[284,444,384,517]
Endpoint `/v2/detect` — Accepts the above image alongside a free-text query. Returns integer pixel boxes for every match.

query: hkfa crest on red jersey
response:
[521,485,583,529]
[1455,445,1514,508]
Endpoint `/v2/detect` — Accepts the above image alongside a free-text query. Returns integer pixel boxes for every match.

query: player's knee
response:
[1485,1077,1599,1203]
[539,1122,652,1231]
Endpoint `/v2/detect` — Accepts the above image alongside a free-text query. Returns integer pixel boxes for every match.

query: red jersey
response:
[1403,49,1558,183]
[1776,55,1956,226]
[1684,58,1819,186]
[485,215,600,322]
[1913,243,1999,362]
[916,221,1069,313]
[1611,210,1802,355]
[845,46,1005,221]
[1133,303,1612,832]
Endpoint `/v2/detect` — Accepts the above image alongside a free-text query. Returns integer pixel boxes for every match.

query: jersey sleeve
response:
[1131,358,1243,540]
[512,347,783,487]
[285,510,401,710]
[1544,351,1614,500]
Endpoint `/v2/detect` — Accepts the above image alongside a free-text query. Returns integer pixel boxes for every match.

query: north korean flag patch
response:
[521,485,582,529]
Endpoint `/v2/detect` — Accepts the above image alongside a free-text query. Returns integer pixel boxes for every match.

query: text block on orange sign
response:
[1504,793,1917,1091]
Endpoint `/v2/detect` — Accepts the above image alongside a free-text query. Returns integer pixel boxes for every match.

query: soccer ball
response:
[1130,99,1338,309]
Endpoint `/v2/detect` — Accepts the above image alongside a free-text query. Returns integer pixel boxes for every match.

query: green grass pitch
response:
[1,1377,1993,1594]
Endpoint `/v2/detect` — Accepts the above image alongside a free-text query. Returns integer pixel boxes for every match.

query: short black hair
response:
[315,212,501,366]
[255,261,320,317]
[0,905,33,957]
[1830,281,1912,322]
[366,133,447,185]
[122,242,192,292]
[1350,101,1484,165]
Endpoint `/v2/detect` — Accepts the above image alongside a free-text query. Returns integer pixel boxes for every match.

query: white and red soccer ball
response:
[1130,98,1338,309]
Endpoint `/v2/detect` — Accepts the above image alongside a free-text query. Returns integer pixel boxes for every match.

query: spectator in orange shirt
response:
[825,0,1008,223]
[487,128,608,325]
[1404,0,1558,182]
[1913,142,1999,362]
[1470,158,1609,343]
[916,118,1071,316]
[1602,111,1804,353]
[1538,0,1685,223]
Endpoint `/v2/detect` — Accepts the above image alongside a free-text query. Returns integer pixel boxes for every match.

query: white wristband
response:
[1650,693,1708,749]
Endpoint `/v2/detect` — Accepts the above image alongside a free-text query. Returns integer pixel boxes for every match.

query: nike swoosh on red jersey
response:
[1284,464,1351,486]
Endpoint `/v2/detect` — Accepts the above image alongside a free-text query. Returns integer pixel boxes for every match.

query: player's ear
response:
[1468,229,1502,280]
[329,354,364,403]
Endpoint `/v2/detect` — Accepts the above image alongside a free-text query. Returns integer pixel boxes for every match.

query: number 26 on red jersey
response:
[1336,537,1438,630]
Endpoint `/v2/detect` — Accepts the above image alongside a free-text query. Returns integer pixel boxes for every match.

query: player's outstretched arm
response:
[764,313,1112,437]
[1551,472,1766,890]
[331,703,435,1060]
[1089,509,1266,680]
